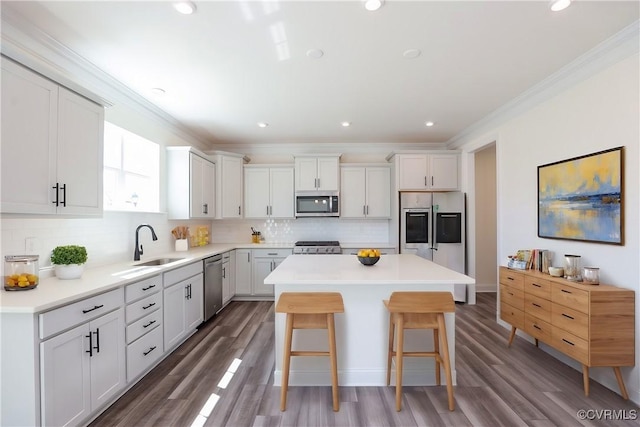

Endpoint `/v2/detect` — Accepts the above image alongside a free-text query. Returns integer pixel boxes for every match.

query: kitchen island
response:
[264,254,475,387]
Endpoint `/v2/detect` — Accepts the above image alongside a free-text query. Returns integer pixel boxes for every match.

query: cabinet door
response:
[41,323,91,427]
[229,251,236,298]
[398,154,428,190]
[221,156,243,218]
[295,157,319,191]
[222,259,231,304]
[163,282,187,350]
[202,159,216,218]
[340,167,366,218]
[269,167,294,218]
[185,273,204,331]
[252,257,275,296]
[365,167,391,218]
[244,168,270,218]
[317,157,339,191]
[1,57,58,214]
[89,308,125,411]
[235,249,252,295]
[190,154,205,217]
[429,154,459,190]
[57,87,104,215]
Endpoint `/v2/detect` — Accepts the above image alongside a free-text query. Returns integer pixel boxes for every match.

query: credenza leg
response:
[613,367,629,400]
[582,365,589,397]
[507,326,517,347]
[534,339,539,347]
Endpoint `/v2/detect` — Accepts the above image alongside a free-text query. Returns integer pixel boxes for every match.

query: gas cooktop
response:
[293,240,341,254]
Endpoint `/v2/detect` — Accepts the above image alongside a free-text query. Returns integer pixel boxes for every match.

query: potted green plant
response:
[51,245,88,280]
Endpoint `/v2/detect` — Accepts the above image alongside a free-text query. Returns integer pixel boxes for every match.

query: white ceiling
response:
[2,1,638,147]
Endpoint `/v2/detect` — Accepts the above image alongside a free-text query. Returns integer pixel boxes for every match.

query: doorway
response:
[473,144,497,292]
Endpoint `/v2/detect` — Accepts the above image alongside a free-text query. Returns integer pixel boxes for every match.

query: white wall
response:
[458,53,640,401]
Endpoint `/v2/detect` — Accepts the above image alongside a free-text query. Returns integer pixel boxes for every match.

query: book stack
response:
[526,249,551,273]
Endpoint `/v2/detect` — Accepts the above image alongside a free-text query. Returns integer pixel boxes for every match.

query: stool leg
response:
[433,329,441,386]
[387,314,394,386]
[437,313,455,411]
[395,314,405,411]
[280,313,294,411]
[327,313,340,411]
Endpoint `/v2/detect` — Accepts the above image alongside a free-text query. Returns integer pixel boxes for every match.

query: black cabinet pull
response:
[203,203,208,214]
[142,302,156,310]
[52,183,59,206]
[143,346,157,356]
[532,303,541,308]
[532,283,541,288]
[143,320,157,328]
[93,328,100,353]
[61,184,66,207]
[533,324,541,330]
[562,313,575,320]
[82,304,104,314]
[142,284,156,291]
[86,333,93,357]
[562,338,575,346]
[507,277,514,281]
[222,267,226,279]
[561,289,571,294]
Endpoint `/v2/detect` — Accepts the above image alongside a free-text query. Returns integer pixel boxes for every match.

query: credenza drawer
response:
[500,284,524,311]
[525,293,551,323]
[552,284,589,314]
[500,303,524,329]
[524,276,551,300]
[524,314,552,343]
[552,304,589,340]
[499,268,524,290]
[552,327,588,364]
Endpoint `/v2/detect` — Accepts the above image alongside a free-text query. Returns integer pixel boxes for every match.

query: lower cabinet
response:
[40,307,126,427]
[252,249,291,296]
[163,262,204,351]
[222,251,236,305]
[235,249,252,295]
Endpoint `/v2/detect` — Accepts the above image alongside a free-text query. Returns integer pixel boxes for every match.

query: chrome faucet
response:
[134,224,158,261]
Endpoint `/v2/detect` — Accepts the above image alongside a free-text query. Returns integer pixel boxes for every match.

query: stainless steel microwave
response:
[295,192,339,217]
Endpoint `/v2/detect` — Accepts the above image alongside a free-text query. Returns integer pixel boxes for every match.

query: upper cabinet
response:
[1,57,104,215]
[341,166,391,219]
[166,147,216,220]
[212,153,246,219]
[244,166,294,219]
[294,155,340,191]
[395,153,459,191]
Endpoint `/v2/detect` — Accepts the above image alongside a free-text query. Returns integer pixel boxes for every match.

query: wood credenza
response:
[499,266,634,399]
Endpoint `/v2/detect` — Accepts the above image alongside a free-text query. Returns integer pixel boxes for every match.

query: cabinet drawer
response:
[125,275,162,303]
[524,314,552,343]
[500,284,524,311]
[552,284,589,314]
[126,309,162,344]
[499,268,524,290]
[39,288,124,339]
[252,248,292,258]
[127,326,163,382]
[524,276,551,300]
[524,293,551,323]
[126,292,162,324]
[500,303,524,329]
[552,327,589,364]
[164,261,203,286]
[552,304,589,340]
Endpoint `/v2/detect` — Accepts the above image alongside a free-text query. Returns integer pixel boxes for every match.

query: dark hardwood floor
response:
[90,293,639,426]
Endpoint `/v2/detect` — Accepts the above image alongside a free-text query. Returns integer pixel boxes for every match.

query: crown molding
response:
[447,20,640,150]
[208,141,448,156]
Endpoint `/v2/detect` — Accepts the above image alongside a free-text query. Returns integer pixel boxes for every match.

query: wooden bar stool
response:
[384,291,456,412]
[275,292,345,412]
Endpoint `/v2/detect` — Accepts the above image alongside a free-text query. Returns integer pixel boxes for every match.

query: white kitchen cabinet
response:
[222,251,233,305]
[167,147,216,219]
[235,249,252,295]
[1,57,104,215]
[163,262,203,351]
[251,249,292,296]
[40,307,125,427]
[244,166,294,218]
[294,156,340,191]
[396,153,459,191]
[214,153,245,218]
[341,166,391,218]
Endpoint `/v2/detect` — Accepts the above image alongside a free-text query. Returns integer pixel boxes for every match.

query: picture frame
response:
[537,146,624,245]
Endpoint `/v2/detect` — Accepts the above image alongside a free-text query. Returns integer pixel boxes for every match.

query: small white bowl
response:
[548,267,564,277]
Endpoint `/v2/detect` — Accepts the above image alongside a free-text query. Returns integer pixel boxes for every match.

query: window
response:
[103,122,160,211]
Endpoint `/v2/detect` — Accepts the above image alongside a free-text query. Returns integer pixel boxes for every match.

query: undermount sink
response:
[135,257,185,267]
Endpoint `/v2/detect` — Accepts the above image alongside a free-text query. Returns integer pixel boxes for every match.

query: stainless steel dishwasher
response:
[203,254,223,322]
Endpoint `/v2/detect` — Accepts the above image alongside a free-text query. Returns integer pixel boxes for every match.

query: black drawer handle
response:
[562,338,575,346]
[561,289,572,294]
[143,346,157,356]
[142,302,156,310]
[508,292,514,296]
[533,324,541,330]
[142,284,156,291]
[143,320,157,328]
[507,277,514,281]
[562,313,575,320]
[532,303,542,308]
[82,304,104,314]
[532,283,541,288]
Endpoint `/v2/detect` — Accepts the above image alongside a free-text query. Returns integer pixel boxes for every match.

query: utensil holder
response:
[175,239,189,251]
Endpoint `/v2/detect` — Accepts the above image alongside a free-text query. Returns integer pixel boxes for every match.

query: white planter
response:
[54,264,85,280]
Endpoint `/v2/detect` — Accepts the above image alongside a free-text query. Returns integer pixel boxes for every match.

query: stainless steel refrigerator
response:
[399,191,467,301]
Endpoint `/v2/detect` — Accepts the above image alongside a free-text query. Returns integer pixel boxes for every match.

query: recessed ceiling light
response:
[425,121,435,127]
[403,49,421,59]
[151,87,166,96]
[364,0,384,12]
[341,121,351,127]
[257,122,269,128]
[306,49,324,59]
[173,1,197,15]
[550,0,571,12]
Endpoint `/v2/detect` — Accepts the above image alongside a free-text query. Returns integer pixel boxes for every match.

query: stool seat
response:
[384,291,455,412]
[275,292,344,412]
